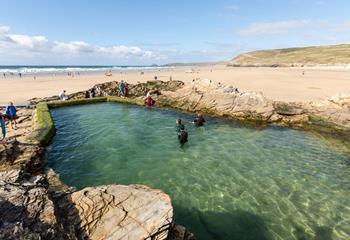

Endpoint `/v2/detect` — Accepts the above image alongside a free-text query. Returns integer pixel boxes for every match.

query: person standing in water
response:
[175,118,188,146]
[119,80,125,97]
[4,102,17,129]
[193,113,206,127]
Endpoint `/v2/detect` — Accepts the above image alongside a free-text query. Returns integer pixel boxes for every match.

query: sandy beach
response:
[1,65,350,106]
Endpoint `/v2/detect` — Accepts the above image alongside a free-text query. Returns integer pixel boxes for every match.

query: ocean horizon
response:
[0,65,170,74]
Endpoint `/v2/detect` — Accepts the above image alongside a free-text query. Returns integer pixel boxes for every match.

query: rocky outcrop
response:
[158,78,274,121]
[29,80,184,104]
[155,78,350,133]
[58,185,173,240]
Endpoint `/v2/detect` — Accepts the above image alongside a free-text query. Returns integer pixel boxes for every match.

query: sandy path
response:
[1,65,349,105]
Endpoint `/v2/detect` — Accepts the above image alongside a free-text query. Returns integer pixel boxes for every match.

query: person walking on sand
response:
[4,102,17,129]
[120,80,125,97]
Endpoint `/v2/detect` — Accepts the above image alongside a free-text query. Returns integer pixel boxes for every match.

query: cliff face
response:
[227,44,350,67]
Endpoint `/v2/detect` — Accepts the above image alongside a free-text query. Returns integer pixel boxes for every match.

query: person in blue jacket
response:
[4,102,17,129]
[0,113,5,140]
[119,80,125,97]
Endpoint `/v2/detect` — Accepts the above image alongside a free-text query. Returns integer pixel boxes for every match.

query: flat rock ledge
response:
[58,184,173,240]
[0,108,193,240]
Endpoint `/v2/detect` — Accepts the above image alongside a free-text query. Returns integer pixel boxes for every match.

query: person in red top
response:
[124,81,129,97]
[145,92,155,107]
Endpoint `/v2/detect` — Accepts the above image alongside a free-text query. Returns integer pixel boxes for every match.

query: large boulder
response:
[159,78,274,121]
[58,184,173,240]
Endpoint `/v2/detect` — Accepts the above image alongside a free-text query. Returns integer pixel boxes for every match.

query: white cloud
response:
[6,34,48,49]
[0,24,160,63]
[0,25,10,35]
[239,20,316,36]
[224,5,239,11]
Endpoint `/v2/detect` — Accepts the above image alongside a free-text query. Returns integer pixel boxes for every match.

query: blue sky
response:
[0,0,349,65]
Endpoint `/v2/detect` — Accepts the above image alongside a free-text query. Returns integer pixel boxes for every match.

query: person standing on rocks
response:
[59,90,68,101]
[124,81,129,97]
[4,102,17,129]
[0,113,6,140]
[119,80,125,97]
[145,92,155,108]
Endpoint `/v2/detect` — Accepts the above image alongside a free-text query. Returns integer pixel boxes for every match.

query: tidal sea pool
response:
[47,103,350,240]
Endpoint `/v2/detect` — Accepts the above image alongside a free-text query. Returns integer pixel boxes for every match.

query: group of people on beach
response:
[0,102,18,141]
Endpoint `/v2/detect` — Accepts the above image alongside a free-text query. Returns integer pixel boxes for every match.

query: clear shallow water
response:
[47,103,350,240]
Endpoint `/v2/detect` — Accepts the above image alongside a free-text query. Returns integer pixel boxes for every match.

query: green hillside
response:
[228,44,350,67]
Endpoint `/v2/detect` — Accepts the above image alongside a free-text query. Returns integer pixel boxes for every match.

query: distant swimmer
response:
[193,113,206,127]
[175,119,188,146]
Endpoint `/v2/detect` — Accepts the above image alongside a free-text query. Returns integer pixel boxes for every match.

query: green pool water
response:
[47,103,350,240]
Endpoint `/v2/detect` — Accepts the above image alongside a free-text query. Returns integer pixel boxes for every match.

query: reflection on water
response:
[47,103,350,240]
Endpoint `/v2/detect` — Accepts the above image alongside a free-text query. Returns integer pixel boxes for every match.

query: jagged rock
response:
[58,184,173,240]
[29,80,184,104]
[159,78,274,121]
[273,101,305,116]
[0,175,60,239]
[305,94,350,128]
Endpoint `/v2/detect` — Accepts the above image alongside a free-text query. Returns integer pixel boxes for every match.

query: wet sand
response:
[1,65,350,105]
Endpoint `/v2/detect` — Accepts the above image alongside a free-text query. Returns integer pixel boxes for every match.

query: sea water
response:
[46,103,350,240]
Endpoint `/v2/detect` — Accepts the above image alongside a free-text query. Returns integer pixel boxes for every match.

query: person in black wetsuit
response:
[175,119,188,146]
[193,113,206,127]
